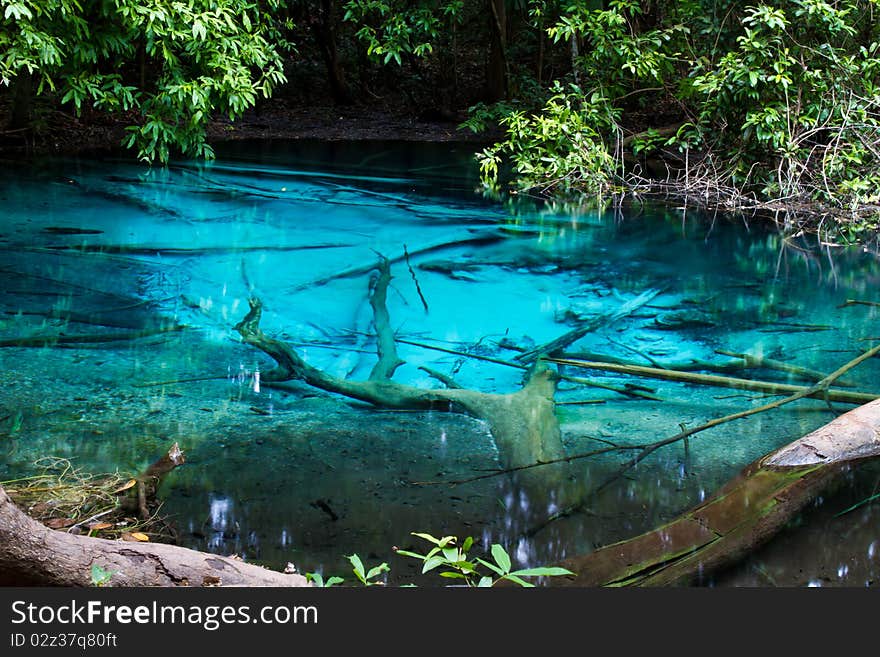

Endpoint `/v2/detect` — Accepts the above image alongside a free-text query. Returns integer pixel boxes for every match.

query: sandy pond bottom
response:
[1,140,879,586]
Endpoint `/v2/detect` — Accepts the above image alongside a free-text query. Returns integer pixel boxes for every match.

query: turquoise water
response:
[1,140,878,586]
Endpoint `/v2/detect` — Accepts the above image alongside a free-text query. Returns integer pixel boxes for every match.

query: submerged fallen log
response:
[237,258,574,500]
[550,397,880,586]
[515,288,663,365]
[0,324,187,349]
[546,357,879,405]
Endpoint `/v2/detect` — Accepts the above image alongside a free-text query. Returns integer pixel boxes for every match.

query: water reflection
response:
[207,496,234,551]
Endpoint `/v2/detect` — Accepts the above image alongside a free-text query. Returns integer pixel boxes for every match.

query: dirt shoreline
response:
[0,102,498,162]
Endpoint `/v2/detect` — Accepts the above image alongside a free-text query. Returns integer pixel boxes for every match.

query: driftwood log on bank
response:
[0,442,309,587]
[0,482,310,586]
[550,397,880,586]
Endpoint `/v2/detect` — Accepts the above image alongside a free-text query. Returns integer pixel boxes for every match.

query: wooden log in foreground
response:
[0,445,310,587]
[550,398,880,586]
[0,482,311,586]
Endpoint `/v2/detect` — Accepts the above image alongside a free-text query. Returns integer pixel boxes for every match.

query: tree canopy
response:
[1,0,288,161]
[2,0,879,230]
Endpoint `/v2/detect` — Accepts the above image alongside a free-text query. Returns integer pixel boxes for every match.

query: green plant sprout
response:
[305,572,345,588]
[394,532,574,587]
[348,554,390,586]
[89,564,116,587]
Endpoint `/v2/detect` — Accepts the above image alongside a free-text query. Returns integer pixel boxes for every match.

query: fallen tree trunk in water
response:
[546,357,879,405]
[237,257,574,499]
[550,398,880,586]
[0,480,310,587]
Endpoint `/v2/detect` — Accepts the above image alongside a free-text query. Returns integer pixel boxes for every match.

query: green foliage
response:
[89,564,116,587]
[394,532,574,587]
[477,82,620,196]
[343,0,462,65]
[304,554,388,587]
[303,535,573,587]
[684,1,880,209]
[305,571,345,587]
[548,0,682,97]
[465,0,880,230]
[347,554,390,586]
[0,0,289,162]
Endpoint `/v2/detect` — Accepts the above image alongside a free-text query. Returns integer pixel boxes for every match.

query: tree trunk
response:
[313,0,353,105]
[8,72,33,131]
[0,483,310,587]
[485,0,509,101]
[548,398,880,586]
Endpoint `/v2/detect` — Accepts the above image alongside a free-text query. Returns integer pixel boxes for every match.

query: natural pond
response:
[1,140,879,586]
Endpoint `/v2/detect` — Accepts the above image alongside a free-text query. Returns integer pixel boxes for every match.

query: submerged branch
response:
[546,357,878,405]
[839,299,880,309]
[368,257,405,381]
[515,287,664,365]
[418,366,462,389]
[395,337,659,400]
[0,325,187,348]
[713,349,845,385]
[529,341,880,536]
[290,231,505,292]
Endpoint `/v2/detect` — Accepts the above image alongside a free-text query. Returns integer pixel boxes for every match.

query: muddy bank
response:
[0,99,497,163]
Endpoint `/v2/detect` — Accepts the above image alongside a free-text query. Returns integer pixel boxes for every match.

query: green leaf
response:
[441,547,459,562]
[393,549,426,560]
[366,563,390,581]
[475,558,504,577]
[5,4,33,21]
[422,555,448,573]
[347,554,366,580]
[502,574,535,588]
[477,576,494,587]
[411,532,443,545]
[439,571,468,579]
[491,544,511,574]
[509,567,575,578]
[192,20,207,41]
[448,560,479,574]
[90,564,115,587]
[461,536,474,553]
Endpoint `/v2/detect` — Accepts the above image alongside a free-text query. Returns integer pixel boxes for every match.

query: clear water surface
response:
[1,140,878,586]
